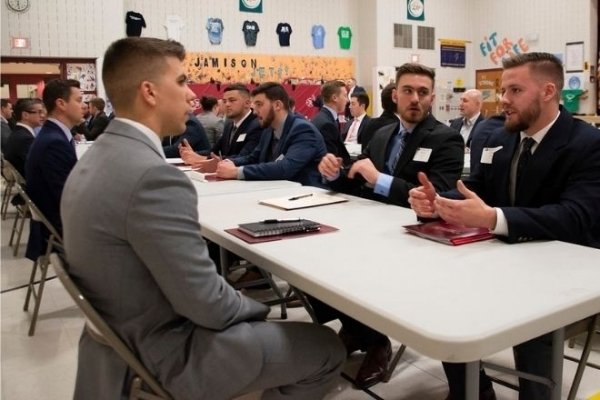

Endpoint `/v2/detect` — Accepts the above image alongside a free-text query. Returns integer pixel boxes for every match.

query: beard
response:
[259,107,275,128]
[504,96,541,133]
[400,105,426,124]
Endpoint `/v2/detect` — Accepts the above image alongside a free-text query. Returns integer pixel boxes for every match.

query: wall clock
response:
[6,0,30,13]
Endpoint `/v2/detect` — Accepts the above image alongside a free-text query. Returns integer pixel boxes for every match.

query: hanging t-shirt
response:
[276,22,292,46]
[337,26,352,49]
[561,89,584,113]
[125,11,146,37]
[242,20,260,46]
[164,15,184,41]
[206,18,224,45]
[311,25,325,49]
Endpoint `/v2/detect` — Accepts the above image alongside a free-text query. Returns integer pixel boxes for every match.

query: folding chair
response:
[1,155,17,220]
[18,184,62,336]
[49,253,172,400]
[482,314,600,400]
[7,166,30,257]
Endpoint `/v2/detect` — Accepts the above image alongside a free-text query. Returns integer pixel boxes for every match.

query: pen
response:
[262,218,301,224]
[288,193,313,201]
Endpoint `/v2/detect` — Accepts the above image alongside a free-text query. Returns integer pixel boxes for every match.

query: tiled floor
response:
[1,202,599,400]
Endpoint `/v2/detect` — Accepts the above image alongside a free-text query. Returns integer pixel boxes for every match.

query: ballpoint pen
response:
[262,218,302,224]
[288,193,313,201]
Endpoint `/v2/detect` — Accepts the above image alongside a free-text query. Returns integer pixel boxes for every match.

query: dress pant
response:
[443,332,553,400]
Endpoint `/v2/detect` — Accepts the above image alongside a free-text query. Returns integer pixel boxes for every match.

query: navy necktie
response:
[385,127,408,174]
[516,137,535,189]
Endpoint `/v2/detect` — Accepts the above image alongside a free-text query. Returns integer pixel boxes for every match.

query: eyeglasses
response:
[25,109,43,114]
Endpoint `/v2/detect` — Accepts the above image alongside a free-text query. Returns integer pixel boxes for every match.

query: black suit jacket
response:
[86,112,110,141]
[468,114,505,175]
[452,108,600,247]
[163,114,210,158]
[4,125,35,176]
[311,108,350,162]
[449,114,484,147]
[330,114,464,207]
[206,112,262,158]
[360,110,398,151]
[341,115,371,144]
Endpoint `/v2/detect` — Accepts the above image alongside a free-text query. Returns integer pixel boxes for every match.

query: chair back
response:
[3,158,25,185]
[49,253,172,399]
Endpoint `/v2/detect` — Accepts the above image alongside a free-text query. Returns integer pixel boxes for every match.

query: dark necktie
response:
[270,135,280,161]
[229,125,238,146]
[516,137,535,189]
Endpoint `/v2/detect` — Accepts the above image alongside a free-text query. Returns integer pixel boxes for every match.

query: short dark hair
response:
[321,80,346,102]
[223,83,250,97]
[200,96,218,111]
[13,98,42,121]
[89,97,105,112]
[251,82,290,110]
[102,37,186,111]
[381,83,396,113]
[288,97,296,109]
[351,92,370,110]
[1,99,10,108]
[43,79,81,114]
[502,52,564,100]
[395,63,436,89]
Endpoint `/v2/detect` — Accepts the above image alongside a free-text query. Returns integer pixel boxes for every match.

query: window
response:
[393,24,412,48]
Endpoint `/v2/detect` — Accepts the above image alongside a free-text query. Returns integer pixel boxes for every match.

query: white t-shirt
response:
[164,15,184,41]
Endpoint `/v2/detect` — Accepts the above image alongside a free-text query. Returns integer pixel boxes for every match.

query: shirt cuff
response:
[491,207,508,236]
[237,166,245,180]
[374,173,393,197]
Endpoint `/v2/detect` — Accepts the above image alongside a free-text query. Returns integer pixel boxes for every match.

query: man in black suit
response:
[162,112,210,158]
[179,83,262,171]
[341,92,371,145]
[345,77,366,119]
[468,113,505,175]
[409,52,600,400]
[315,63,464,389]
[4,98,44,176]
[311,80,350,164]
[449,89,484,148]
[85,97,110,141]
[360,83,399,151]
[1,99,14,149]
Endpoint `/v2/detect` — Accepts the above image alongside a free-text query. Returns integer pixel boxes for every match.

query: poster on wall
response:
[66,63,96,91]
[565,41,584,72]
[240,0,262,13]
[407,0,424,21]
[440,39,466,68]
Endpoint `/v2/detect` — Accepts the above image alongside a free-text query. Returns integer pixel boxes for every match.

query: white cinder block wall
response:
[1,0,597,113]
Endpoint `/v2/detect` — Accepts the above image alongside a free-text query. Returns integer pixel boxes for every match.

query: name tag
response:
[236,133,247,142]
[413,147,432,162]
[275,154,285,161]
[480,146,503,164]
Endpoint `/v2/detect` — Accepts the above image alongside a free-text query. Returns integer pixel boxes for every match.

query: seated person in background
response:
[342,91,371,144]
[179,84,262,170]
[311,80,350,164]
[4,98,44,177]
[196,95,224,147]
[162,109,210,158]
[449,89,484,148]
[61,37,346,400]
[408,52,600,400]
[71,101,90,140]
[359,83,399,151]
[216,82,327,187]
[25,79,82,262]
[468,112,505,175]
[1,99,14,149]
[314,63,464,390]
[85,97,110,141]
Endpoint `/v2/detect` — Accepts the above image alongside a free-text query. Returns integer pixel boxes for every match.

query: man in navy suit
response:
[25,79,83,261]
[409,52,600,400]
[341,92,371,145]
[216,82,327,187]
[449,89,484,148]
[4,98,44,176]
[162,112,210,158]
[311,80,351,164]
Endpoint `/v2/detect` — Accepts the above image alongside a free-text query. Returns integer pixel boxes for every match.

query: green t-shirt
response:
[561,89,584,113]
[337,26,352,49]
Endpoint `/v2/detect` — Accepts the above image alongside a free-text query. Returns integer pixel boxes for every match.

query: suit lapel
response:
[370,122,398,170]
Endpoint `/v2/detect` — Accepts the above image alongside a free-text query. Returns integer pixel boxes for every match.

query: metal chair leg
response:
[567,315,599,400]
[28,256,49,336]
[13,209,27,257]
[23,258,40,311]
[8,207,20,246]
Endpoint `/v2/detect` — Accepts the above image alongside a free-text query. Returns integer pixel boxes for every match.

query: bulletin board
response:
[475,68,503,117]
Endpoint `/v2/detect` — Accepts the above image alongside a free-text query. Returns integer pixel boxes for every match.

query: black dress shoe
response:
[338,328,364,356]
[444,386,497,400]
[354,338,392,389]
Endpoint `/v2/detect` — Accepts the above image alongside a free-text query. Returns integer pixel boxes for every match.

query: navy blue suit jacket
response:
[231,114,327,187]
[311,108,350,162]
[4,125,34,177]
[449,114,484,147]
[25,120,77,259]
[454,108,600,247]
[206,112,262,158]
[163,114,210,158]
[468,114,505,175]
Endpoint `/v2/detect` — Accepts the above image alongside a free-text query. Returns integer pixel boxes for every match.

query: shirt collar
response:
[519,111,560,145]
[47,118,73,142]
[234,109,253,129]
[353,113,366,122]
[465,112,480,126]
[0,116,8,124]
[273,112,288,140]
[323,105,338,122]
[16,122,36,137]
[115,117,166,159]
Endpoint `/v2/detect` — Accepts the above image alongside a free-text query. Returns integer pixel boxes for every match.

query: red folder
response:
[403,221,494,246]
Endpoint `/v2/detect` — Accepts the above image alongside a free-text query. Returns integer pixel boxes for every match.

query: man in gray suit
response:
[61,37,345,400]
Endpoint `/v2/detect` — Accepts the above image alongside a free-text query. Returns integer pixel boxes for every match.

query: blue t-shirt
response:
[206,18,224,44]
[311,25,325,49]
[276,22,292,46]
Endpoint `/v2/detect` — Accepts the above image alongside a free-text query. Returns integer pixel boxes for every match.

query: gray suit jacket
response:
[61,119,270,400]
[197,112,224,146]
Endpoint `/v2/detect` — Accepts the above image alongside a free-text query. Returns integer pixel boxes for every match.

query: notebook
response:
[238,219,321,238]
[403,221,494,246]
[259,193,348,210]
